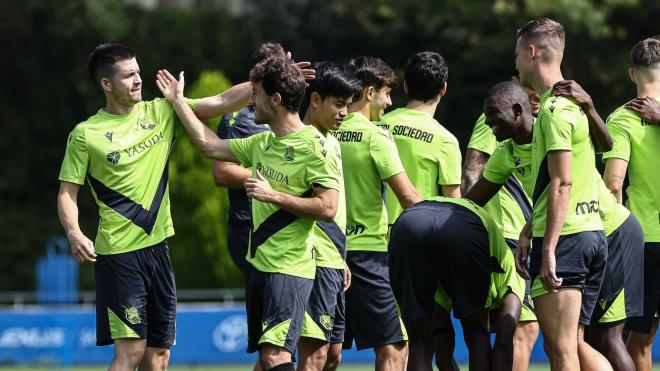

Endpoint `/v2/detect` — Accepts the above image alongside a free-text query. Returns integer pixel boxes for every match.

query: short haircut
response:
[485,81,530,108]
[303,61,360,107]
[88,43,136,84]
[631,36,660,68]
[516,18,565,56]
[251,42,286,65]
[249,56,306,112]
[350,56,397,101]
[404,51,448,101]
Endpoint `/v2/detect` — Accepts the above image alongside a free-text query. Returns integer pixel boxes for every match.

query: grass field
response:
[3,365,659,371]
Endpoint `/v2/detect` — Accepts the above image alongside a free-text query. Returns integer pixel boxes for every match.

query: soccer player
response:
[213,43,285,275]
[513,18,608,370]
[156,57,340,371]
[389,196,524,371]
[603,36,660,371]
[57,43,251,371]
[297,61,359,371]
[333,56,421,371]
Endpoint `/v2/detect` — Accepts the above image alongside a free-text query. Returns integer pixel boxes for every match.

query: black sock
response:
[267,362,295,371]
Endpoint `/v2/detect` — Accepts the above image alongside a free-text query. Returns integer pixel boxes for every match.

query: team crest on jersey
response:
[124,307,141,325]
[139,117,157,130]
[284,146,294,161]
[319,314,333,331]
[106,151,121,164]
[104,131,113,142]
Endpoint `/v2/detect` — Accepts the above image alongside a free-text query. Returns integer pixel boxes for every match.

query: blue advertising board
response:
[0,304,658,366]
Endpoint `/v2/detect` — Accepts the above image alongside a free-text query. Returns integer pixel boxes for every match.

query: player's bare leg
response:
[323,343,342,371]
[461,310,491,371]
[589,321,634,371]
[534,288,581,371]
[432,305,460,371]
[374,342,407,371]
[627,319,658,371]
[513,321,539,371]
[138,347,170,371]
[492,292,521,370]
[405,315,434,371]
[110,339,146,371]
[260,344,294,370]
[577,324,613,371]
[297,338,329,371]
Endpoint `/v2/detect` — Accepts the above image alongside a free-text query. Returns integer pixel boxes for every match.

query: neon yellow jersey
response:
[332,112,405,252]
[596,175,629,236]
[530,90,603,237]
[229,125,340,279]
[427,197,525,310]
[58,98,196,255]
[378,108,461,225]
[313,134,346,269]
[470,114,531,240]
[603,102,660,242]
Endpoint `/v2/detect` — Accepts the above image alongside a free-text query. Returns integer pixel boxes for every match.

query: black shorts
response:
[301,267,346,344]
[227,221,251,275]
[95,240,176,348]
[530,231,607,325]
[626,242,660,334]
[592,215,644,323]
[389,201,493,321]
[343,251,407,350]
[245,270,313,354]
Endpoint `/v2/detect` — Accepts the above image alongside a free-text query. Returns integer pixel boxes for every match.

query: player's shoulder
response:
[607,102,641,126]
[540,93,585,127]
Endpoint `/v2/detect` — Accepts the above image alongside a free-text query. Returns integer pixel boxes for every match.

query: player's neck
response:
[104,99,136,115]
[348,100,371,121]
[636,81,660,100]
[406,99,439,117]
[271,111,305,137]
[514,117,534,145]
[532,65,563,94]
[302,111,329,137]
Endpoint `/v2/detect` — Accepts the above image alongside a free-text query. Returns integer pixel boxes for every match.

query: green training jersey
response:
[229,125,340,279]
[603,102,660,242]
[313,133,346,269]
[428,197,525,310]
[470,114,531,240]
[596,174,629,236]
[332,112,405,252]
[378,107,461,225]
[59,98,195,255]
[530,90,603,237]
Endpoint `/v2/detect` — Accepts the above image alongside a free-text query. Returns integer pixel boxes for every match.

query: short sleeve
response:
[306,142,340,191]
[437,138,462,185]
[483,143,513,185]
[468,114,497,155]
[542,104,575,152]
[602,110,632,162]
[369,130,405,180]
[156,97,197,137]
[229,132,265,168]
[58,125,89,185]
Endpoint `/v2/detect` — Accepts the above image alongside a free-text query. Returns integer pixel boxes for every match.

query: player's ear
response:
[629,68,636,84]
[528,44,537,60]
[272,92,282,106]
[100,77,112,92]
[365,86,375,101]
[403,80,409,95]
[311,92,321,108]
[439,81,447,97]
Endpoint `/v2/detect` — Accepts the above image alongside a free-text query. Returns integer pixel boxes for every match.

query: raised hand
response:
[156,69,185,102]
[626,97,660,125]
[68,231,96,264]
[286,51,316,84]
[552,80,593,108]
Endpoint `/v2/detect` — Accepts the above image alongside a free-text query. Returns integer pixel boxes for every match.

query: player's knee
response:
[114,340,146,368]
[629,332,655,350]
[141,348,170,371]
[324,350,341,371]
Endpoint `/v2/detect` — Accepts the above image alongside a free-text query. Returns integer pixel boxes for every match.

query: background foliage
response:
[1,0,657,291]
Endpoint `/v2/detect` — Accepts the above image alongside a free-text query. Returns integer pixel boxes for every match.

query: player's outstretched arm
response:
[552,80,613,153]
[57,182,96,264]
[193,82,252,121]
[385,172,422,209]
[464,177,502,207]
[244,171,338,222]
[541,150,572,293]
[626,97,660,125]
[604,158,628,203]
[462,149,489,194]
[156,69,238,162]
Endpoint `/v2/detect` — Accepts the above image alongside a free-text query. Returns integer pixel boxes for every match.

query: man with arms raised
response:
[334,56,420,371]
[156,57,340,371]
[57,43,251,370]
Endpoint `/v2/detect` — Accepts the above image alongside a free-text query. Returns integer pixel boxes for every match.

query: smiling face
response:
[103,58,142,106]
[311,93,352,134]
[483,95,520,142]
[370,86,392,121]
[249,81,276,125]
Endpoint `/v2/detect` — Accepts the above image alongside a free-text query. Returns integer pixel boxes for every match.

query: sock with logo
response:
[267,362,295,371]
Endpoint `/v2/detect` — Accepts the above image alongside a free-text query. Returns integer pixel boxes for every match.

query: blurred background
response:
[0,0,658,368]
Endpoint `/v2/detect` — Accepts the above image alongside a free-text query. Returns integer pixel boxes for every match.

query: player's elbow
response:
[318,205,337,222]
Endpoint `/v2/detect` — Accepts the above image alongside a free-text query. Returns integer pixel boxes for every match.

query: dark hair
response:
[404,51,448,101]
[350,56,397,101]
[485,81,530,106]
[631,36,660,67]
[516,18,565,54]
[88,43,135,84]
[303,61,360,109]
[251,42,286,65]
[249,56,306,112]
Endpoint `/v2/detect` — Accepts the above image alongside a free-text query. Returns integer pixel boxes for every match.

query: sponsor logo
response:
[213,314,248,352]
[346,224,366,236]
[575,200,599,215]
[0,327,64,348]
[285,146,295,161]
[256,163,289,185]
[124,131,165,158]
[332,130,363,142]
[124,307,141,325]
[104,131,113,142]
[106,151,121,164]
[319,314,333,331]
